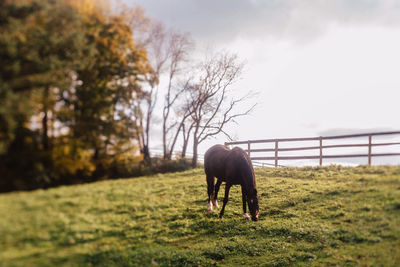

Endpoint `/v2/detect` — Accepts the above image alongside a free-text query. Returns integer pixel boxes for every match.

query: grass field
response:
[0,165,400,266]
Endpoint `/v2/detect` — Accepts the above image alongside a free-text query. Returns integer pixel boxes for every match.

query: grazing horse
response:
[204,144,259,221]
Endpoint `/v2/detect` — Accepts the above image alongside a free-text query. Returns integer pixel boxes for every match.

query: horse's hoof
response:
[243,213,250,220]
[208,202,213,212]
[212,200,219,209]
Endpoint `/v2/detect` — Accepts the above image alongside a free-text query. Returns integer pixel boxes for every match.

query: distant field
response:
[0,166,400,266]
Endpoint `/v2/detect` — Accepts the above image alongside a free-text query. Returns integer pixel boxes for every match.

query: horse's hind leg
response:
[213,179,222,209]
[206,175,215,212]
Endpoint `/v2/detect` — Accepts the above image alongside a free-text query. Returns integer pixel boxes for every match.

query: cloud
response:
[129,0,400,44]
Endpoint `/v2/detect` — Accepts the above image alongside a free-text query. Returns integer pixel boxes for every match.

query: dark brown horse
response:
[204,144,259,221]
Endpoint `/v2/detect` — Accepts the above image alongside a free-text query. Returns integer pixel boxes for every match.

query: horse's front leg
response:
[219,183,231,219]
[213,179,222,209]
[241,185,250,220]
[206,175,215,212]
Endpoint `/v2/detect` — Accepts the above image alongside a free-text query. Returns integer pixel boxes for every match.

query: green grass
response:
[1,165,400,266]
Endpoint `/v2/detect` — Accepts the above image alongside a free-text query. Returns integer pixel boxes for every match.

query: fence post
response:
[368,135,372,166]
[247,140,251,157]
[275,139,278,168]
[319,136,323,166]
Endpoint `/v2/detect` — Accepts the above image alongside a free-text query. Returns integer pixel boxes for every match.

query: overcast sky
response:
[126,0,400,165]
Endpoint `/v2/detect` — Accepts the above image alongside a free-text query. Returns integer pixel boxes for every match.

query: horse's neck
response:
[244,179,256,195]
[236,155,255,195]
[242,169,256,196]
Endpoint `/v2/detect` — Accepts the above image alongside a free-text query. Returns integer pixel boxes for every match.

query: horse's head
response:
[247,189,259,221]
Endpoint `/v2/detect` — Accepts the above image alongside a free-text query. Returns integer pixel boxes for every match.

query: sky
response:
[126,0,400,166]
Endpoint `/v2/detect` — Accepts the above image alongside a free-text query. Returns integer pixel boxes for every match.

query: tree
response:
[179,97,195,158]
[0,0,87,154]
[129,14,192,161]
[61,3,151,173]
[130,20,167,163]
[0,0,94,190]
[186,51,256,167]
[161,31,192,160]
[0,0,153,191]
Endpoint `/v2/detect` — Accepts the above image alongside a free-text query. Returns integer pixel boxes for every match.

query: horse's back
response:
[204,145,230,179]
[204,145,253,183]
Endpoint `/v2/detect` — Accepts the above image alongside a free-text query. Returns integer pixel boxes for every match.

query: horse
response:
[204,144,259,221]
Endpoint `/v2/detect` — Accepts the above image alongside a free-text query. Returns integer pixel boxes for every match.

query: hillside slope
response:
[1,166,400,266]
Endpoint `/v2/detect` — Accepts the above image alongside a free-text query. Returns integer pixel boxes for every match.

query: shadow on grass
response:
[34,246,207,267]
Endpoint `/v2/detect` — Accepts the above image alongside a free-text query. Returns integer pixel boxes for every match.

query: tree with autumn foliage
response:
[60,2,153,177]
[0,0,153,191]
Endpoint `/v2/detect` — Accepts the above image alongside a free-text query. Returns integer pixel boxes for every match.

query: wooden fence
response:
[225,131,400,167]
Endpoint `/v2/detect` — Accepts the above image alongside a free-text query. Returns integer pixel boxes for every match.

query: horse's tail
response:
[206,174,215,211]
[206,174,215,197]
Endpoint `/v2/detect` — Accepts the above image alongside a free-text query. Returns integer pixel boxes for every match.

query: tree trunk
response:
[162,119,168,160]
[192,126,199,167]
[168,121,185,160]
[142,145,151,164]
[181,122,193,159]
[192,137,198,167]
[42,110,48,150]
[94,146,99,160]
[42,87,49,151]
[145,102,152,163]
[181,138,188,158]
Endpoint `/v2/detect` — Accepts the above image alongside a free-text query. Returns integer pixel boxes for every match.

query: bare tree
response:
[128,9,170,163]
[187,51,256,167]
[136,23,169,163]
[161,32,192,160]
[126,7,194,161]
[128,8,250,166]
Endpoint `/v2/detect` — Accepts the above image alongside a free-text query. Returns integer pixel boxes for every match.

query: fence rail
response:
[225,131,400,167]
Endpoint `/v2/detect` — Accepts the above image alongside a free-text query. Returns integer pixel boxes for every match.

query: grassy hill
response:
[0,166,400,266]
